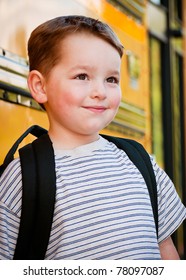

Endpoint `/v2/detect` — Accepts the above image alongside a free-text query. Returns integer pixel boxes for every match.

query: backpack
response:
[0,125,158,260]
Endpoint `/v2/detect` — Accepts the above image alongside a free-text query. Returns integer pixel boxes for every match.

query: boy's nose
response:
[90,81,107,99]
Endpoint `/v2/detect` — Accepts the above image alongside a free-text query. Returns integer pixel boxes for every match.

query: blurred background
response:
[0,0,186,258]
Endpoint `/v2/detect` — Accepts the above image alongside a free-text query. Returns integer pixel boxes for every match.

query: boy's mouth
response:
[83,106,107,113]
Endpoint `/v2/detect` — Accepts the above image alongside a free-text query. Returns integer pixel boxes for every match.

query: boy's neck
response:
[48,128,100,150]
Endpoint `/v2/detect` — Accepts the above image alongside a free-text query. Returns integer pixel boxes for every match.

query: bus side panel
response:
[0,100,48,162]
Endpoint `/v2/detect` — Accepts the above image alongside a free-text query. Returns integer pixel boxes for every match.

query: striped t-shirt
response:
[0,136,186,259]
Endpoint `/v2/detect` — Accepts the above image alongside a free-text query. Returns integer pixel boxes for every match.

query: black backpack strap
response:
[0,125,47,176]
[13,143,37,259]
[101,135,158,238]
[13,134,56,260]
[124,139,158,236]
[31,134,56,259]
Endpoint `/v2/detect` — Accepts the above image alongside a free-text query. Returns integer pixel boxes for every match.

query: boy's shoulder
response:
[0,158,21,181]
[0,157,22,215]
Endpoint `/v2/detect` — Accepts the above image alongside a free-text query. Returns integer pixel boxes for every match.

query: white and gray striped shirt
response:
[0,136,186,259]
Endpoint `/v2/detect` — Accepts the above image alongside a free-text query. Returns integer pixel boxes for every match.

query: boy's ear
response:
[27,70,47,104]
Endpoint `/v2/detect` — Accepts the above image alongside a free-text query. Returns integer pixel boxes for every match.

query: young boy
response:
[0,15,186,260]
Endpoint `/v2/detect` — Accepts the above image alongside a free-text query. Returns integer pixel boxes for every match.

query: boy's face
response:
[42,33,121,144]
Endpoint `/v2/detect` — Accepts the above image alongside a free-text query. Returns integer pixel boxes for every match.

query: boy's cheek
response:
[113,95,121,109]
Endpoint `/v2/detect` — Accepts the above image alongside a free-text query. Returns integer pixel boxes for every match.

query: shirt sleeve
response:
[0,159,22,259]
[150,157,186,243]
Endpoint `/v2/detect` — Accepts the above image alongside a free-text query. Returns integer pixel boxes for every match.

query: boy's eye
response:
[75,74,88,80]
[107,76,119,84]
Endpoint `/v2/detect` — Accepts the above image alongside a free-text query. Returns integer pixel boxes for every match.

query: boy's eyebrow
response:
[70,64,120,75]
[108,70,120,76]
[69,64,95,71]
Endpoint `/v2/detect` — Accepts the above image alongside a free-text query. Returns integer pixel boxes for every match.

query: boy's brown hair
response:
[28,15,124,78]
